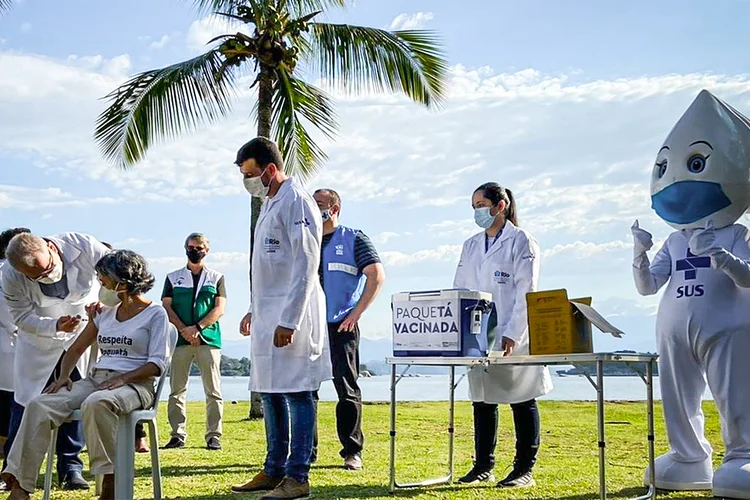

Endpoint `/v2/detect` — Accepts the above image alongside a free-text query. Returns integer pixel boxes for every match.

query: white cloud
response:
[150,35,171,50]
[112,237,154,247]
[381,245,462,267]
[389,12,434,31]
[373,231,399,244]
[148,251,248,272]
[0,185,118,209]
[185,16,249,52]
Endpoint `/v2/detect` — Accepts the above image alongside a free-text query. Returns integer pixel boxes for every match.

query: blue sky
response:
[3,0,750,356]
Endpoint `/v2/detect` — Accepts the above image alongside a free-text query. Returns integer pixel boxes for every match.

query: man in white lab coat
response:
[0,228,30,492]
[231,137,332,500]
[1,231,110,491]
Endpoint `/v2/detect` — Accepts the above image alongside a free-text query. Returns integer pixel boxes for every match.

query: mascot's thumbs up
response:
[688,220,721,256]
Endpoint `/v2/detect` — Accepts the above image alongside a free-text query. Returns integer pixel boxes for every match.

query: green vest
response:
[167,267,223,348]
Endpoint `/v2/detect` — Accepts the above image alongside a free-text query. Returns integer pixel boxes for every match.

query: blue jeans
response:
[261,392,314,483]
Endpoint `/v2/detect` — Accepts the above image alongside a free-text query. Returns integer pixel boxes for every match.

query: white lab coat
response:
[0,261,17,392]
[453,222,553,404]
[247,177,332,393]
[1,232,110,406]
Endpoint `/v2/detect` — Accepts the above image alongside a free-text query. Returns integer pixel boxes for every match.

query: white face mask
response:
[243,169,270,198]
[37,256,64,284]
[98,286,122,307]
[320,209,331,222]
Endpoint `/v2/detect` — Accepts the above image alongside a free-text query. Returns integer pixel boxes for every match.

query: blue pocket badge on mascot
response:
[650,89,750,230]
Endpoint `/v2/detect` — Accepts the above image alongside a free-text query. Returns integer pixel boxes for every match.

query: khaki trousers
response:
[1,369,153,493]
[167,345,223,441]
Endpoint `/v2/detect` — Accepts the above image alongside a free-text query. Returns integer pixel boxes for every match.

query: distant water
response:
[161,374,715,402]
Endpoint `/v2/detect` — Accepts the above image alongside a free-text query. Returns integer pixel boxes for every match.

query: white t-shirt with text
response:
[93,302,170,375]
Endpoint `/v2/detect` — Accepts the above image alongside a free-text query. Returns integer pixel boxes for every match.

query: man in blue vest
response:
[311,188,386,470]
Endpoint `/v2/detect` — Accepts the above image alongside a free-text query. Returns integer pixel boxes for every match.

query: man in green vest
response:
[161,233,227,451]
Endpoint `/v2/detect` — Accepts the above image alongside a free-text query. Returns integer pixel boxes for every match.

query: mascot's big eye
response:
[655,160,667,178]
[687,154,706,173]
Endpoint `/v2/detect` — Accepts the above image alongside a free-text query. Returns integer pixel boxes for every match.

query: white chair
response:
[43,324,177,500]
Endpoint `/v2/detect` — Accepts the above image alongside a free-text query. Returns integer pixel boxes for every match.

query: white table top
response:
[386,352,658,367]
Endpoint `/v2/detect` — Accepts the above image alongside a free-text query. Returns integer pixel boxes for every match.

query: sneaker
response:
[231,471,284,493]
[0,480,7,492]
[260,476,310,499]
[497,467,535,488]
[162,437,185,449]
[61,470,89,490]
[344,454,363,470]
[207,437,222,450]
[457,466,495,484]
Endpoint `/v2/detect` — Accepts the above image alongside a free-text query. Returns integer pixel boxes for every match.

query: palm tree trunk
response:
[247,66,275,420]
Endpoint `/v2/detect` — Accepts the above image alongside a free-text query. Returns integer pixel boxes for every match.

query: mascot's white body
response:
[632,89,750,498]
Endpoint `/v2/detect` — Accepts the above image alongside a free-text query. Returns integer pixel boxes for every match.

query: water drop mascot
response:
[631,89,750,498]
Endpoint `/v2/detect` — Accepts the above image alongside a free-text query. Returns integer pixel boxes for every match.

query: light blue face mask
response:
[474,207,496,229]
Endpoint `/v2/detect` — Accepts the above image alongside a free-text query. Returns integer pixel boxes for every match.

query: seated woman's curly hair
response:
[95,249,155,295]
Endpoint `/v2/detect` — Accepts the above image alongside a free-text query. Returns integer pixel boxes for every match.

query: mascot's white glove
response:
[689,219,750,287]
[631,220,662,294]
[632,220,653,268]
[689,220,723,256]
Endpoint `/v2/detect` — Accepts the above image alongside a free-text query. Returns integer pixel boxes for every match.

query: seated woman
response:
[1,249,170,500]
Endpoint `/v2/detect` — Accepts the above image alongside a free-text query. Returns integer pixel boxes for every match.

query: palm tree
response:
[93,0,449,418]
[0,0,13,14]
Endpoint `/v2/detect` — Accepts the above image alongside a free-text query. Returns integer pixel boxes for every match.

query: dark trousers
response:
[0,390,12,438]
[312,322,364,459]
[3,353,85,482]
[473,399,540,471]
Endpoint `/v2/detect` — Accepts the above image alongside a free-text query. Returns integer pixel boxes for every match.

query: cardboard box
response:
[526,289,624,355]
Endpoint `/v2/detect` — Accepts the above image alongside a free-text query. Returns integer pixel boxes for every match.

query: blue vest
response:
[322,226,367,323]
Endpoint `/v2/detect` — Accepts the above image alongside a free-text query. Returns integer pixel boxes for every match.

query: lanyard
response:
[485,231,502,253]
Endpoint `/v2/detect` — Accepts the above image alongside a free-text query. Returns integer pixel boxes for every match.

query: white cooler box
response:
[391,289,496,357]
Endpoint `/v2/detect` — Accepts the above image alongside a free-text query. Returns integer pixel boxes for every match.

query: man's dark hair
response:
[235,137,284,171]
[314,188,341,210]
[0,227,31,260]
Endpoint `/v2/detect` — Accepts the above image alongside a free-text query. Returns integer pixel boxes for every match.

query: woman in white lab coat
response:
[453,182,553,489]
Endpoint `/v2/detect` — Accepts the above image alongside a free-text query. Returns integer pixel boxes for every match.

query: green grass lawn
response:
[36,400,724,499]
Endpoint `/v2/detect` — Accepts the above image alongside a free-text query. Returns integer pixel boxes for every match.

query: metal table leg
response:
[448,366,456,484]
[389,363,456,490]
[624,361,657,500]
[645,360,657,499]
[389,364,397,494]
[597,360,606,500]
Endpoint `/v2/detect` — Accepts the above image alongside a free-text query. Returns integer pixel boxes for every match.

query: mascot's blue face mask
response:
[650,89,750,231]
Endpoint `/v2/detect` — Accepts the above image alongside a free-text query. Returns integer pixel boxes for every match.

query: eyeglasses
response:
[31,249,55,281]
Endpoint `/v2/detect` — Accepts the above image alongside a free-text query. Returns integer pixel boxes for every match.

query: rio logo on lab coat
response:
[392,301,459,334]
[494,270,510,285]
[264,237,281,253]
